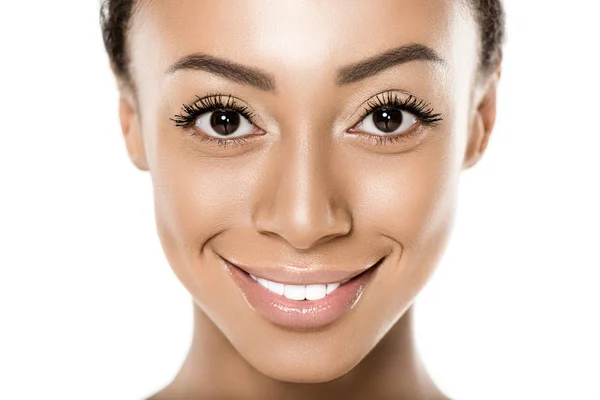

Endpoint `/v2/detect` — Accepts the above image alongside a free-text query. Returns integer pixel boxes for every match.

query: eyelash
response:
[170,93,258,148]
[352,91,442,146]
[170,91,442,148]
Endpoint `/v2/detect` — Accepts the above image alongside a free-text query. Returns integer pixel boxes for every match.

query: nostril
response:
[254,209,353,250]
[251,177,353,249]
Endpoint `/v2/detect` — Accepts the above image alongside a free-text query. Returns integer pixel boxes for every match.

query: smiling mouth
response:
[243,257,384,301]
[222,255,386,330]
[247,273,347,301]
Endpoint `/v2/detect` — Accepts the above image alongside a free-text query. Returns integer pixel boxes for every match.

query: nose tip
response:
[253,200,352,250]
[251,124,353,250]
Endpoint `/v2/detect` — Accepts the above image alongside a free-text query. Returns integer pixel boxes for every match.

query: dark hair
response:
[100,0,505,88]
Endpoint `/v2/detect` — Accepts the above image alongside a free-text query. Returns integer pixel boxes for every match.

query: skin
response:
[115,0,501,398]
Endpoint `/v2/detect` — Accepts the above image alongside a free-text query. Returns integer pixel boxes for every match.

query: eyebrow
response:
[166,43,444,92]
[336,43,444,85]
[167,53,276,91]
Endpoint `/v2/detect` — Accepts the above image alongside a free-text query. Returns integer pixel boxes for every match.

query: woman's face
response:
[123,0,488,383]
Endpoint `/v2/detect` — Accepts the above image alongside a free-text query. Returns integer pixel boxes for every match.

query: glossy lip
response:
[216,254,380,285]
[220,255,386,331]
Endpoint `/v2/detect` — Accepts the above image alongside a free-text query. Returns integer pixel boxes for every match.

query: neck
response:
[156,302,448,400]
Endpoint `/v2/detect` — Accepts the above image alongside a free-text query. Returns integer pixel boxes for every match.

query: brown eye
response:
[358,108,418,135]
[195,110,254,138]
[372,108,403,133]
[209,110,241,136]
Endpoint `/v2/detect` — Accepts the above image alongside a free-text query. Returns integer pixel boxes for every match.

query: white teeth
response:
[305,284,327,300]
[257,277,269,289]
[326,282,340,294]
[248,274,344,300]
[267,280,285,295]
[284,284,306,301]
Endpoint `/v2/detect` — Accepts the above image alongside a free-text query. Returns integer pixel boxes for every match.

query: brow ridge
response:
[336,43,445,85]
[167,53,276,92]
[166,43,444,91]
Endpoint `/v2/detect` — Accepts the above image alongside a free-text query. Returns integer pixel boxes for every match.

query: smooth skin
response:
[116,0,501,398]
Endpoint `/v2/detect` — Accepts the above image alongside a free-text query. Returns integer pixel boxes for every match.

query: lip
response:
[220,256,385,331]
[216,255,380,285]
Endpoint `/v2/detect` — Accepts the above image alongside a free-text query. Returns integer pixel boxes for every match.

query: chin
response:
[241,336,365,384]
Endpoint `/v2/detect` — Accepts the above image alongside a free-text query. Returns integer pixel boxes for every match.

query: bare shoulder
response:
[144,384,181,400]
[147,390,453,400]
[144,387,168,400]
[432,394,454,400]
[144,385,224,400]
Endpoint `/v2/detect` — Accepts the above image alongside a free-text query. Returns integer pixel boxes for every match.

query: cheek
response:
[352,133,459,250]
[344,131,460,336]
[149,132,260,289]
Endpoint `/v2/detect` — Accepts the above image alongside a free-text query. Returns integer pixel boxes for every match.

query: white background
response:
[1,1,599,399]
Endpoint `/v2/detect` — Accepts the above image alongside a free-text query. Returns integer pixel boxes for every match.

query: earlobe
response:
[118,96,149,171]
[462,62,502,170]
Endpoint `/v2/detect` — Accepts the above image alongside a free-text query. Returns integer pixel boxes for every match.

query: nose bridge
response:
[252,119,352,249]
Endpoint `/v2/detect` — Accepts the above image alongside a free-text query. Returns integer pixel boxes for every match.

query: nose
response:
[251,132,352,250]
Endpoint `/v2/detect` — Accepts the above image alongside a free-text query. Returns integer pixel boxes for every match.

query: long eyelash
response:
[358,91,443,127]
[352,91,442,146]
[171,93,257,127]
[170,93,257,148]
[171,91,441,149]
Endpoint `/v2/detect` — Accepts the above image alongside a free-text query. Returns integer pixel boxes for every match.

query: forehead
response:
[130,1,476,75]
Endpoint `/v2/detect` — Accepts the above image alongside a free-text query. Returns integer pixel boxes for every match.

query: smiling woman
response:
[99,1,504,399]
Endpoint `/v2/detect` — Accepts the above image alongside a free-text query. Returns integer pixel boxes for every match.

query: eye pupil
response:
[373,108,402,133]
[210,110,240,136]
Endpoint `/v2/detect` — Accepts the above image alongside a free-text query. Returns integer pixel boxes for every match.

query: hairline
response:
[111,0,501,97]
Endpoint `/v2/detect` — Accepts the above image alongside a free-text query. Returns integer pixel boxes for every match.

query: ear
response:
[119,94,149,171]
[462,59,502,170]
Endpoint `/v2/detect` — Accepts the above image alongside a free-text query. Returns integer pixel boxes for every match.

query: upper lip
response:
[219,254,385,285]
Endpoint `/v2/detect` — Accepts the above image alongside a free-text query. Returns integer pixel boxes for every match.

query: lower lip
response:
[223,257,384,331]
